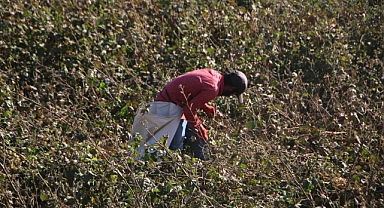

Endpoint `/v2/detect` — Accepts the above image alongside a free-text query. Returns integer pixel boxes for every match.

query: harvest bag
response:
[130,101,183,157]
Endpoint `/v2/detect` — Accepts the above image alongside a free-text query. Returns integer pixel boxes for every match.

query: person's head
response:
[222,71,248,103]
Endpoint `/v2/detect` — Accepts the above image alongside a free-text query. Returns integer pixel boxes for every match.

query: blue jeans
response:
[169,120,209,160]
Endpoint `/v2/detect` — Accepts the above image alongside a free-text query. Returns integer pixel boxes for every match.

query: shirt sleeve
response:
[183,89,217,128]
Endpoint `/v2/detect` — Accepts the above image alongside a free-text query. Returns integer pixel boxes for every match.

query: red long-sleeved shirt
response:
[156,69,224,128]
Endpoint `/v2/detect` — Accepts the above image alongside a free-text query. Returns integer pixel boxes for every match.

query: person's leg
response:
[168,120,185,151]
[185,125,209,160]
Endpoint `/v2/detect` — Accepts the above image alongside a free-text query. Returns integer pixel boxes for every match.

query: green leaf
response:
[109,174,117,182]
[40,193,49,202]
[206,47,215,55]
[0,174,6,182]
[89,148,98,156]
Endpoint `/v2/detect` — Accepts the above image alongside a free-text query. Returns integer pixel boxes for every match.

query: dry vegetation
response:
[1,0,383,207]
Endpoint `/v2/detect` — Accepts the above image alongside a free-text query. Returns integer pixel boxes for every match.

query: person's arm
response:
[183,90,216,140]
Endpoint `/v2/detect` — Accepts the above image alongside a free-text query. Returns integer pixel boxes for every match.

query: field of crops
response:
[1,0,383,207]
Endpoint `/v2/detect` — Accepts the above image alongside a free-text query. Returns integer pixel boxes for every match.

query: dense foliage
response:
[1,0,383,207]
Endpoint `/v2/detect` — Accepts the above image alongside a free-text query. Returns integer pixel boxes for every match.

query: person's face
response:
[221,85,238,97]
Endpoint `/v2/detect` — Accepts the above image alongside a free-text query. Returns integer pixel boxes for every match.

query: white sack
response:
[130,101,183,157]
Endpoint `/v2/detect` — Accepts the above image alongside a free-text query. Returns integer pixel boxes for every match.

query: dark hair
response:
[224,73,234,86]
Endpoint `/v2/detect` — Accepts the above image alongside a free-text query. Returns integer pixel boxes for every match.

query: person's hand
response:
[196,124,208,141]
[203,105,216,118]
